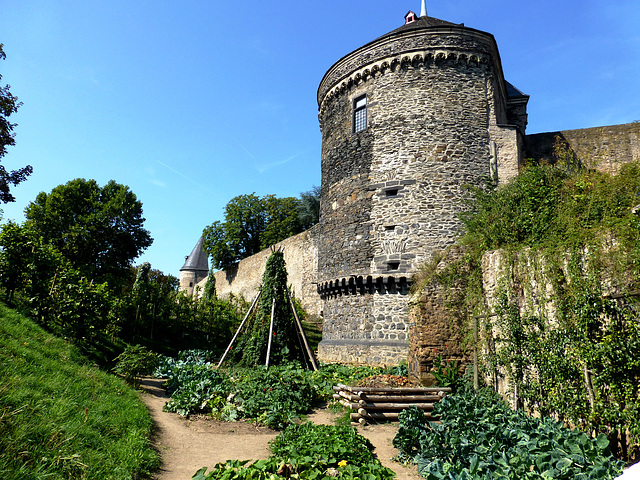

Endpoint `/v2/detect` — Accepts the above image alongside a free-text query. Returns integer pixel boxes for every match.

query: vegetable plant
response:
[393,391,625,479]
[194,422,395,479]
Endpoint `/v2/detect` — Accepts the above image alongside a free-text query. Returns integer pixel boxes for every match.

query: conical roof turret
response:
[180,236,209,273]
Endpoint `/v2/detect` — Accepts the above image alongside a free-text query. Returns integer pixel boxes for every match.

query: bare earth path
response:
[140,378,422,480]
[140,378,277,479]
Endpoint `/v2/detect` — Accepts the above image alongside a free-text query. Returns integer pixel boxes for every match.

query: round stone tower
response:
[315,10,528,365]
[179,236,209,295]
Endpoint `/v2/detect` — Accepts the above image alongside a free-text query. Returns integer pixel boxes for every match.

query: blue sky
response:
[1,0,639,277]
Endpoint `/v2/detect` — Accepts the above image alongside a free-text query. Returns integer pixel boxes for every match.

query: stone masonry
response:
[315,14,528,365]
[525,122,640,174]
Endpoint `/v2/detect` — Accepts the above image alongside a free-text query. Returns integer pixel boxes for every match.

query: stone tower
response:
[315,9,528,365]
[179,236,209,295]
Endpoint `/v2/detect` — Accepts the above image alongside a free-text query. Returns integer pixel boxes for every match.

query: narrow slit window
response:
[385,225,396,231]
[385,188,399,197]
[353,95,367,133]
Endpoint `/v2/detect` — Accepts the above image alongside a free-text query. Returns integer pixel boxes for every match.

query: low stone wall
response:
[318,340,408,367]
[197,227,322,317]
[525,122,640,174]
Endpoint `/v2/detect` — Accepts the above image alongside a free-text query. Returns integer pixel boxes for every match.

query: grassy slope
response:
[0,303,159,479]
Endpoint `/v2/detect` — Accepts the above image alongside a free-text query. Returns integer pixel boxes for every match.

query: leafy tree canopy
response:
[203,189,320,270]
[24,178,153,282]
[0,44,32,204]
[298,185,321,231]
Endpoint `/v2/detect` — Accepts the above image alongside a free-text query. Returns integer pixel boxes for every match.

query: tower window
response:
[353,94,367,133]
[385,188,399,197]
[387,261,400,271]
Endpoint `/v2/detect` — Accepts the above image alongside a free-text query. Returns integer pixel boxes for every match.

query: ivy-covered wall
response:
[408,246,473,385]
[408,162,640,460]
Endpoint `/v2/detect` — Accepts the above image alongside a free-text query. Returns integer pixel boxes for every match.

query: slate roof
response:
[382,15,462,39]
[180,236,209,273]
[505,80,529,99]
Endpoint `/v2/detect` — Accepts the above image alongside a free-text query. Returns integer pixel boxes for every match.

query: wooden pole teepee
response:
[216,290,261,368]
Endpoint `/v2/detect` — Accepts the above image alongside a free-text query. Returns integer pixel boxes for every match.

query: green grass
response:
[0,303,159,479]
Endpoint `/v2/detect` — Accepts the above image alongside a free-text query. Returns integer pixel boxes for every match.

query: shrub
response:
[112,344,159,387]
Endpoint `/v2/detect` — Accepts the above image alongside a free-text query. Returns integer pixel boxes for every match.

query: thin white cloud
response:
[156,160,215,194]
[234,141,256,160]
[255,152,304,174]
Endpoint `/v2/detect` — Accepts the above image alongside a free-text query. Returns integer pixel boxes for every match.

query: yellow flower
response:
[338,460,348,468]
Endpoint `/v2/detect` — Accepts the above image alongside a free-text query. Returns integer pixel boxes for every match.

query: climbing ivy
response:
[232,250,305,367]
[416,159,640,461]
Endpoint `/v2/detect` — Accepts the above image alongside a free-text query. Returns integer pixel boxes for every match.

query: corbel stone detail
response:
[318,275,412,298]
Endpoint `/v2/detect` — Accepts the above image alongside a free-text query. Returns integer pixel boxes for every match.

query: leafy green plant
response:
[270,422,376,466]
[432,355,461,392]
[393,407,429,464]
[156,351,406,429]
[112,344,159,387]
[194,422,394,479]
[232,364,315,429]
[229,250,308,367]
[162,363,229,417]
[393,391,625,480]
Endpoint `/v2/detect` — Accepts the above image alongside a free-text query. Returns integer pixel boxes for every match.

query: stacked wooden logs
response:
[332,383,451,424]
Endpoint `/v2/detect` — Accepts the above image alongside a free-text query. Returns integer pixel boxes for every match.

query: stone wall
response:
[407,247,473,384]
[525,122,640,174]
[196,228,322,318]
[409,243,632,393]
[315,21,519,366]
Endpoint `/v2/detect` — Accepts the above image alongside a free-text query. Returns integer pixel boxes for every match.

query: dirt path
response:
[139,378,422,480]
[140,378,278,479]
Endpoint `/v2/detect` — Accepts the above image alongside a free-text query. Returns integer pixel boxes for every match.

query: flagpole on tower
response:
[420,0,427,17]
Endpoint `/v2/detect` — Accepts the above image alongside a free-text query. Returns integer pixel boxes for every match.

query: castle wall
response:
[525,122,640,173]
[317,90,374,280]
[366,59,495,272]
[316,24,510,366]
[196,228,322,318]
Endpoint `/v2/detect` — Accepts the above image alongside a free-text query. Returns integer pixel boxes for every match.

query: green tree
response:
[0,44,32,204]
[297,185,321,230]
[0,221,63,306]
[203,193,304,270]
[24,178,152,282]
[262,195,303,247]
